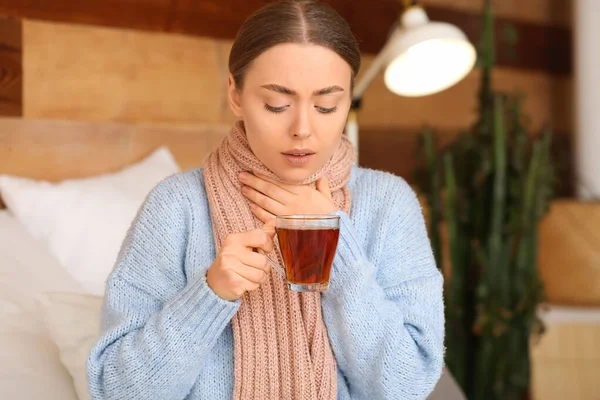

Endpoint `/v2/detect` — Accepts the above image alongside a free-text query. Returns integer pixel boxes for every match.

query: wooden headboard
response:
[0,117,231,208]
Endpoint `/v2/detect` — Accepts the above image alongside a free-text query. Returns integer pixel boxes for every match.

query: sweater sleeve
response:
[86,176,240,400]
[322,177,445,399]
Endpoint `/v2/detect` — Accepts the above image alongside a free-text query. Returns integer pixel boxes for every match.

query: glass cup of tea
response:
[260,214,340,292]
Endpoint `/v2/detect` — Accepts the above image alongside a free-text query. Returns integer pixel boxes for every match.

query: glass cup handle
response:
[257,248,285,278]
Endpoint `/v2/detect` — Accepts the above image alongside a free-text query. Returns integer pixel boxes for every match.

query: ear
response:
[227,74,243,118]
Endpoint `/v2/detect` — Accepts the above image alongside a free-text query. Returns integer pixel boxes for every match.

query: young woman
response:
[87,1,445,399]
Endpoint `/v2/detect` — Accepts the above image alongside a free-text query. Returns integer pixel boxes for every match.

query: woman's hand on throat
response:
[238,171,337,223]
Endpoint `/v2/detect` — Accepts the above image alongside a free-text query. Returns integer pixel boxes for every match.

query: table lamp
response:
[346,0,477,164]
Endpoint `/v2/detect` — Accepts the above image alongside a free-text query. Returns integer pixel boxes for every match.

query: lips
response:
[282,150,315,166]
[282,148,315,156]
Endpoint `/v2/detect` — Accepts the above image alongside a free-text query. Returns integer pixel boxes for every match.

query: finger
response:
[232,262,269,285]
[242,186,285,216]
[228,249,270,273]
[316,176,333,201]
[262,217,277,233]
[250,202,277,224]
[228,228,274,253]
[240,172,295,200]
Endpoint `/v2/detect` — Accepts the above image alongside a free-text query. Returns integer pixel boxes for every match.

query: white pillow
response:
[37,292,103,400]
[0,147,180,296]
[0,210,83,318]
[0,310,79,400]
[0,211,82,399]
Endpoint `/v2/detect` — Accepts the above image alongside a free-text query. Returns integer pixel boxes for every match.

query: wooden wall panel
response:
[14,1,574,196]
[23,20,573,136]
[20,19,575,196]
[422,0,571,28]
[348,1,571,75]
[0,17,22,117]
[0,0,572,74]
[357,54,573,133]
[0,0,172,33]
[358,127,574,196]
[359,128,457,182]
[23,20,227,124]
[424,6,571,75]
[0,117,230,182]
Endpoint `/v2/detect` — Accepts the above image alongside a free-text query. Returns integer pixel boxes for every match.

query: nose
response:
[290,105,311,140]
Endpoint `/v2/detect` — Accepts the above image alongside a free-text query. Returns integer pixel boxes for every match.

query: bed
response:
[0,117,465,399]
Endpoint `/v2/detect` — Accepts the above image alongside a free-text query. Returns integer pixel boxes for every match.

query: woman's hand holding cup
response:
[207,219,276,301]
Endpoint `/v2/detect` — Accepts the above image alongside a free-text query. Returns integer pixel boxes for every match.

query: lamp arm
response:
[349,25,400,166]
[352,39,393,100]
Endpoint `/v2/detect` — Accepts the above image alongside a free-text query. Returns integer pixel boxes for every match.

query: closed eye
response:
[316,106,338,114]
[264,104,287,114]
[264,104,338,114]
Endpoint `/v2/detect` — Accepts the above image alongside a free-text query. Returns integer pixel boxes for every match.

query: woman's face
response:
[228,43,353,184]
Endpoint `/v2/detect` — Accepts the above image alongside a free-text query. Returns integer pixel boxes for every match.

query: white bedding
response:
[0,147,181,400]
[0,210,81,400]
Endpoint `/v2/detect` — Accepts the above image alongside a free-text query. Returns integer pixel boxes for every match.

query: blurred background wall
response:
[0,0,575,195]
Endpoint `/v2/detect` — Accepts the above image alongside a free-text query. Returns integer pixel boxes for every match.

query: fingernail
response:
[238,172,247,180]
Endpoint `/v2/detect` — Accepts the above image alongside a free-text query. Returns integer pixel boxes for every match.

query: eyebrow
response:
[261,84,344,96]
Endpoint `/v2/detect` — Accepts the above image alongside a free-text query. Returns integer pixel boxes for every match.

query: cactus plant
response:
[414,1,554,399]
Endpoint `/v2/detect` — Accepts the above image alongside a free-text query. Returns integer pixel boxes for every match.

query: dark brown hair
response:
[229,0,361,90]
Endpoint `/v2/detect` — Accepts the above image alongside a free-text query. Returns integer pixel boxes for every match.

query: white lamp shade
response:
[382,7,477,97]
[346,6,477,165]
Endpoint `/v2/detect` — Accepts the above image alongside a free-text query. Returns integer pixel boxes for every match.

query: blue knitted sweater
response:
[86,166,445,399]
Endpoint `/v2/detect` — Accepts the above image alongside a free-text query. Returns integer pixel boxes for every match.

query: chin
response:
[277,167,315,185]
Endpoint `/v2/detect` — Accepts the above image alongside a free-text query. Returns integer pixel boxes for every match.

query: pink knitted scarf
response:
[203,120,354,399]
